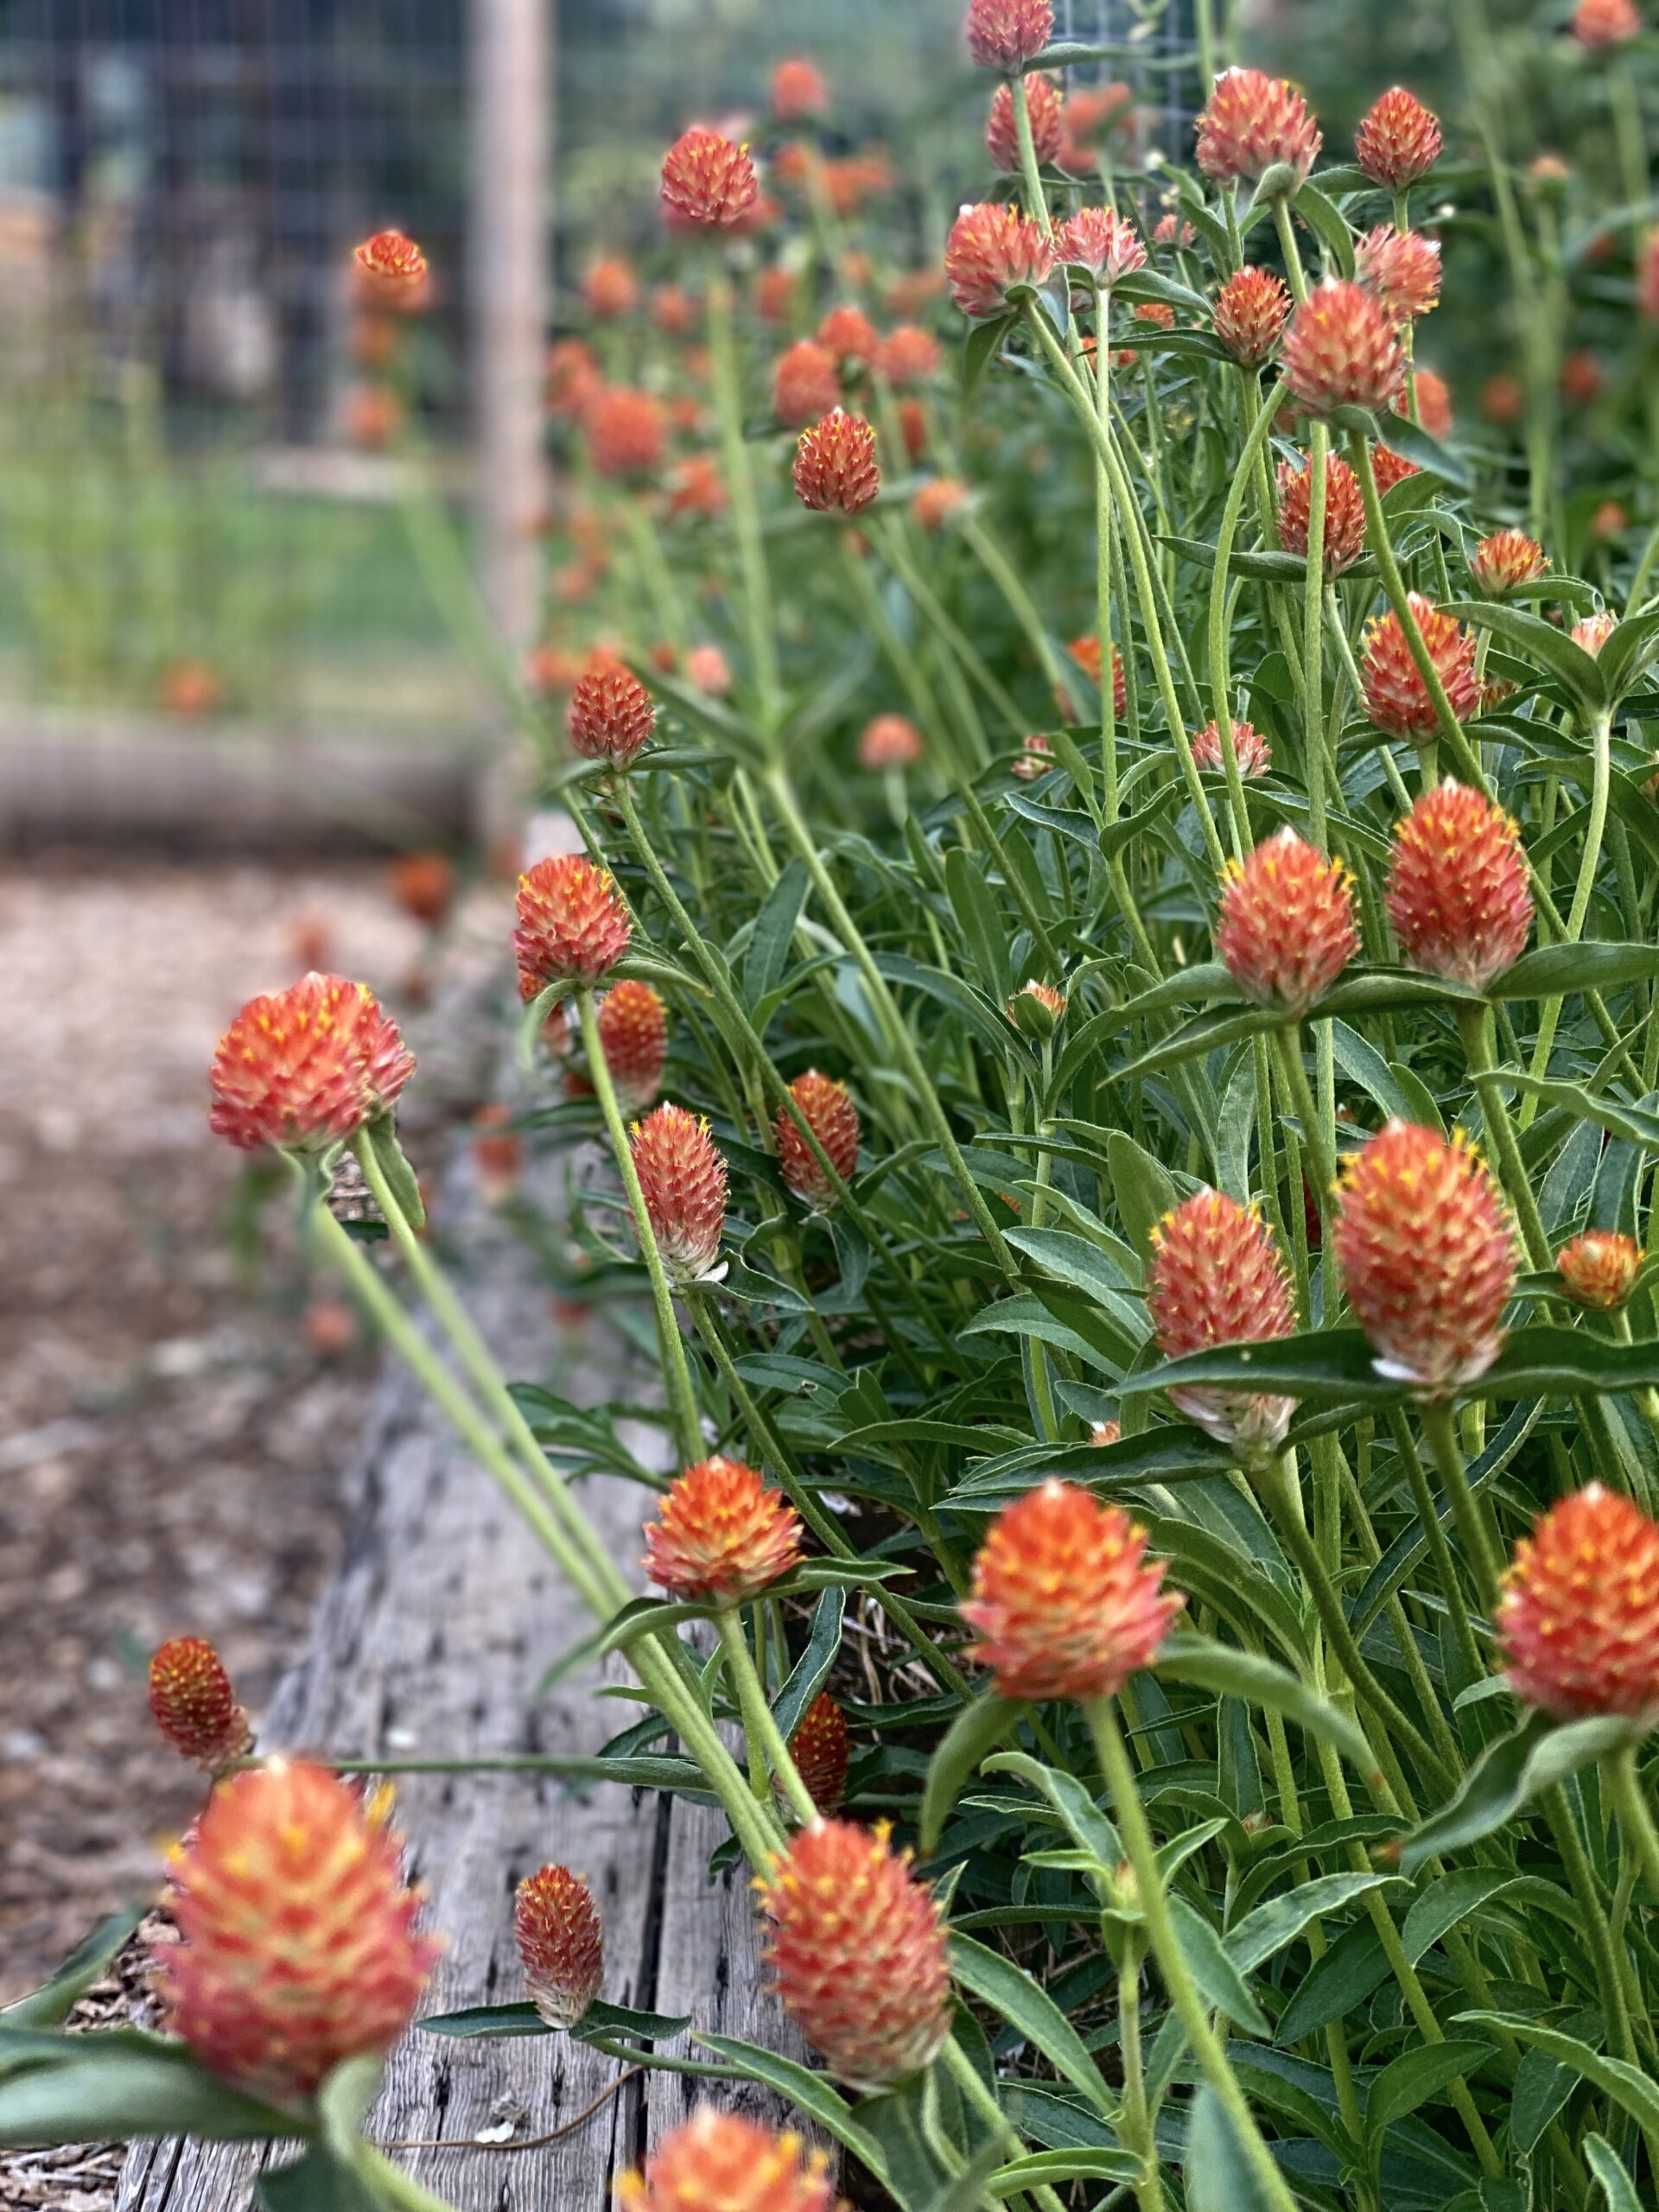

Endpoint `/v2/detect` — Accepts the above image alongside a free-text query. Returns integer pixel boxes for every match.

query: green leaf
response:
[1401,1870,1527,1967]
[1513,2044,1577,2155]
[1156,1635,1380,1780]
[1106,1133,1179,1264]
[1493,942,1659,1001]
[1184,2084,1281,2212]
[256,2145,379,2212]
[1452,2015,1659,2145]
[1363,2039,1493,2146]
[982,1748,1122,1866]
[1273,1917,1391,2044]
[988,2148,1141,2196]
[0,2027,296,2147]
[772,1587,845,1744]
[743,858,810,1008]
[944,845,1014,1004]
[963,314,1016,397]
[697,2033,888,2172]
[1225,1872,1402,1974]
[1167,1896,1270,2035]
[1585,2133,1645,2212]
[1,1907,146,2029]
[947,1935,1116,2119]
[1439,601,1609,710]
[921,1694,1020,1853]
[360,1114,424,1231]
[418,2000,552,2039]
[1376,411,1470,489]
[1399,1711,1634,1874]
[1126,1325,1659,1408]
[1293,180,1356,276]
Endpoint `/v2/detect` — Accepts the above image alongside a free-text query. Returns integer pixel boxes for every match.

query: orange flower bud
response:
[1356,226,1441,322]
[597,979,668,1114]
[1213,265,1292,367]
[1148,1192,1298,1452]
[617,2110,842,2212]
[1057,206,1147,286]
[1355,88,1441,189]
[1215,827,1357,1014]
[1276,452,1368,575]
[771,58,829,122]
[584,387,666,480]
[1281,277,1408,416]
[1384,780,1533,991]
[568,655,656,769]
[644,1455,802,1605]
[1191,718,1271,777]
[1471,529,1548,593]
[149,1638,251,1773]
[777,1071,861,1209]
[793,411,880,514]
[514,855,631,990]
[964,0,1055,72]
[1556,1230,1643,1310]
[774,340,842,427]
[515,1863,602,2029]
[788,1693,851,1816]
[1195,67,1321,188]
[209,975,415,1154]
[1361,594,1481,740]
[859,712,925,768]
[944,202,1055,320]
[660,127,760,230]
[1499,1486,1659,1726]
[353,230,427,307]
[986,73,1062,170]
[630,1103,728,1280]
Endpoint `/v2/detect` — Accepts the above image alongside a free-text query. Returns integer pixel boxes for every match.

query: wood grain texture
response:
[118,1147,810,2211]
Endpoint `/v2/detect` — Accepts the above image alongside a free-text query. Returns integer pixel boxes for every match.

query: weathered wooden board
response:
[117,1155,805,2210]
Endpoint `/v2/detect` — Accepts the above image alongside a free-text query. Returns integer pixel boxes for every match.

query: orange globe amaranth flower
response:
[391,849,455,926]
[1090,1419,1122,1446]
[1191,717,1271,778]
[986,73,1062,171]
[1356,226,1441,322]
[644,1455,802,1605]
[1008,979,1068,1033]
[876,324,943,389]
[793,410,880,514]
[1557,1230,1643,1310]
[149,1638,251,1772]
[209,974,415,1154]
[1066,632,1128,719]
[652,283,700,338]
[1481,371,1527,426]
[583,256,639,321]
[684,642,732,695]
[1404,367,1452,441]
[1372,443,1422,494]
[964,0,1055,71]
[1215,827,1358,1015]
[944,202,1056,320]
[1276,452,1368,576]
[1195,67,1322,188]
[1059,82,1135,168]
[1572,0,1641,45]
[859,712,925,769]
[1213,265,1292,367]
[755,264,799,323]
[817,303,880,365]
[1334,1121,1516,1395]
[1057,206,1147,286]
[660,126,760,230]
[666,454,727,521]
[1498,1486,1659,1726]
[353,230,427,306]
[777,1071,861,1209]
[1560,349,1603,405]
[1385,780,1534,991]
[568,655,656,769]
[1573,610,1619,656]
[1133,301,1176,331]
[1361,594,1481,740]
[618,2109,842,2212]
[630,1103,728,1281]
[963,1480,1184,1700]
[154,1760,440,2102]
[1153,212,1197,248]
[788,1693,851,1816]
[774,340,842,428]
[1471,528,1549,593]
[584,386,667,480]
[772,56,829,121]
[1355,87,1442,188]
[597,979,668,1114]
[515,1864,602,2029]
[1281,277,1408,416]
[515,855,631,990]
[761,1819,951,2089]
[1147,1191,1299,1452]
[912,476,969,531]
[546,337,601,420]
[1013,732,1054,779]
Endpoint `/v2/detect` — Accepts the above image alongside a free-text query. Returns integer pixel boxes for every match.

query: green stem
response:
[362,2145,461,2212]
[1605,1745,1659,1910]
[1087,1699,1302,2212]
[716,1610,819,1824]
[1522,710,1611,1128]
[1207,380,1292,860]
[939,2039,1070,2212]
[1419,1402,1503,1619]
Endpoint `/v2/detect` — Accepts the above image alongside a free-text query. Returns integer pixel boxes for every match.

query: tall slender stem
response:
[716,1611,819,1825]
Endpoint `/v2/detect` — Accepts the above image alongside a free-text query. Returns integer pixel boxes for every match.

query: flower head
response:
[761,1821,951,2089]
[391,851,455,927]
[617,2111,842,2212]
[963,1481,1183,1699]
[515,855,631,990]
[1385,780,1534,991]
[1215,827,1357,1014]
[964,0,1055,72]
[1356,226,1441,322]
[1281,278,1408,416]
[209,975,414,1154]
[568,655,655,770]
[987,73,1063,169]
[1356,87,1441,188]
[584,387,667,480]
[1191,718,1271,778]
[149,1638,251,1772]
[1147,1192,1298,1452]
[1557,1230,1643,1310]
[1572,0,1641,45]
[859,712,925,768]
[1276,452,1368,575]
[597,979,668,1113]
[1008,979,1068,1037]
[630,1103,728,1281]
[944,202,1055,320]
[1213,266,1292,367]
[789,1694,851,1816]
[1573,610,1619,657]
[1195,68,1321,188]
[1499,1487,1659,1726]
[1471,529,1548,593]
[1361,594,1481,739]
[1057,206,1147,286]
[817,304,880,365]
[645,1456,802,1606]
[777,1071,860,1210]
[774,340,842,427]
[876,324,943,388]
[772,57,829,121]
[1334,1122,1515,1394]
[1405,367,1452,440]
[583,256,639,321]
[661,127,759,229]
[154,1760,439,2101]
[913,477,969,531]
[1066,632,1128,718]
[515,1864,602,2029]
[1059,83,1135,168]
[793,411,880,514]
[353,231,427,306]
